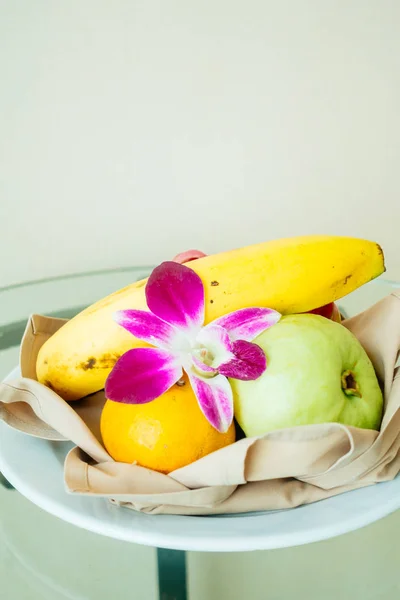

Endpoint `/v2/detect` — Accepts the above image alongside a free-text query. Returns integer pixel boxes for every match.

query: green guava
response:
[231,314,383,437]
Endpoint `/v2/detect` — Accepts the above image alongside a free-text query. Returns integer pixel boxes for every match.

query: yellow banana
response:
[37,235,384,400]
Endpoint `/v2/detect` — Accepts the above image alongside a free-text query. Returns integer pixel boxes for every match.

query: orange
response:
[100,374,236,473]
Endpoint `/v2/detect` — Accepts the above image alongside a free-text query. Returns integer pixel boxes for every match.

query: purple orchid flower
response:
[105,261,281,432]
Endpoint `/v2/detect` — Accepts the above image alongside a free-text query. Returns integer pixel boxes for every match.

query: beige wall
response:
[1,1,399,287]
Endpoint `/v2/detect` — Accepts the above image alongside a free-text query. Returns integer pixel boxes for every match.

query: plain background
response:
[1,1,400,287]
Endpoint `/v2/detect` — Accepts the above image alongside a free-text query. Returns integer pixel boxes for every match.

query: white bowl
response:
[1,277,399,552]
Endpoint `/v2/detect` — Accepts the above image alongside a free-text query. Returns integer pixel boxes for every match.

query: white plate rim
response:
[1,392,400,552]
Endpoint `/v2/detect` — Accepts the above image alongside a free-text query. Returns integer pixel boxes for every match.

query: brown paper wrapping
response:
[1,292,399,515]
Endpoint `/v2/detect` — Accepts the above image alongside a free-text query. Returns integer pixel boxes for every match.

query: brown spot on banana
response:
[82,357,97,370]
[343,274,353,285]
[79,353,122,372]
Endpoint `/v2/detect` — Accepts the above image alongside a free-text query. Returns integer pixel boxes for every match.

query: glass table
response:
[1,268,400,600]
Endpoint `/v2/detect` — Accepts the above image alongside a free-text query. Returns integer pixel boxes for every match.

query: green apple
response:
[231,314,383,437]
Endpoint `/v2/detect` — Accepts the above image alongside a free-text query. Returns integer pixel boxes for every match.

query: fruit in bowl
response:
[101,374,236,472]
[231,314,383,437]
[36,235,384,401]
[32,234,386,473]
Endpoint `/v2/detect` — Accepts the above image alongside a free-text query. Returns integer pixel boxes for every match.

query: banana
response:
[36,235,385,400]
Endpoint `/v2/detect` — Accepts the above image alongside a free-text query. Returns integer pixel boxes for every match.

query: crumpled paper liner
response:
[0,292,399,515]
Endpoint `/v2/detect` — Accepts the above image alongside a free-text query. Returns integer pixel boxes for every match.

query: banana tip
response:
[376,243,386,273]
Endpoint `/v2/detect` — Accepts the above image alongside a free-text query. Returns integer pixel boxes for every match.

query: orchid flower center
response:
[189,327,236,378]
[191,345,215,368]
[188,344,221,378]
[198,347,214,366]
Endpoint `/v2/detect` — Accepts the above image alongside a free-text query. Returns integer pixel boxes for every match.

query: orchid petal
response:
[211,307,281,342]
[105,348,182,404]
[114,309,184,350]
[187,370,234,433]
[195,325,234,368]
[219,340,267,380]
[146,261,205,333]
[172,249,207,264]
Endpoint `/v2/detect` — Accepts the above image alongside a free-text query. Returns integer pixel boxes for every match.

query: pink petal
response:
[146,261,205,333]
[172,249,207,264]
[114,309,180,349]
[211,307,281,342]
[218,340,267,380]
[105,348,182,404]
[195,325,234,367]
[187,371,234,433]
